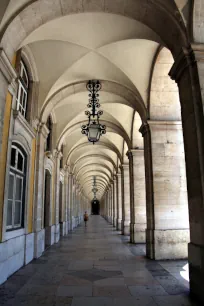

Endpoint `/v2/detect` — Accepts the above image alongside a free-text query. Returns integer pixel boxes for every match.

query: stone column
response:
[54,151,62,243]
[169,47,204,302]
[113,176,117,227]
[117,171,122,231]
[127,152,135,243]
[104,191,108,220]
[128,150,146,243]
[34,123,49,258]
[140,121,189,260]
[64,167,69,235]
[68,173,73,231]
[72,180,76,229]
[111,182,114,225]
[121,164,130,235]
[108,187,112,223]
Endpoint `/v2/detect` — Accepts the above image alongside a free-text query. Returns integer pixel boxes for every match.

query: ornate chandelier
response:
[81,80,106,144]
[92,176,98,200]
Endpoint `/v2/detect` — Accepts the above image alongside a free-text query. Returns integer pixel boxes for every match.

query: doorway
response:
[92,199,100,215]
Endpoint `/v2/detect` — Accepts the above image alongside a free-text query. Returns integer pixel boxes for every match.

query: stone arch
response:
[67,141,122,165]
[0,0,188,61]
[41,80,146,124]
[76,163,113,181]
[58,119,131,150]
[73,154,117,173]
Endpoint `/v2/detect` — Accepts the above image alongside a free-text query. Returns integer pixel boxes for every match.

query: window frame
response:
[16,60,29,118]
[6,144,27,231]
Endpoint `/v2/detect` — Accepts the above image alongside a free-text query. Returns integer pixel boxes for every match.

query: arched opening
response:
[0,1,204,303]
[44,169,52,250]
[91,199,100,215]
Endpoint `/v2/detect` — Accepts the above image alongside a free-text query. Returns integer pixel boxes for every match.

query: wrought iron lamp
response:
[92,176,98,201]
[82,80,106,144]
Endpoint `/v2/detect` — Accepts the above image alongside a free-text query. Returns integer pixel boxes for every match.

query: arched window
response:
[60,145,64,169]
[6,143,27,230]
[46,116,53,152]
[16,60,29,118]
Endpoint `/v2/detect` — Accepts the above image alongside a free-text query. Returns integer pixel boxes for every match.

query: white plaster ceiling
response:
[18,12,164,200]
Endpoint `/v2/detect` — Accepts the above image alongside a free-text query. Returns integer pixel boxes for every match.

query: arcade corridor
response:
[0,216,196,306]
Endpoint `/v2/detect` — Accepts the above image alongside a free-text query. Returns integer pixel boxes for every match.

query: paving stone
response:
[0,216,198,306]
[155,275,189,295]
[60,275,92,286]
[94,277,125,286]
[113,297,158,306]
[71,297,113,306]
[93,285,131,297]
[57,285,92,297]
[17,284,57,296]
[128,285,168,296]
[153,295,197,306]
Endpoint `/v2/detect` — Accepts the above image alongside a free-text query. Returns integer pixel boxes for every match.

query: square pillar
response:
[116,172,122,231]
[169,46,204,303]
[140,121,189,260]
[128,150,146,244]
[121,164,130,235]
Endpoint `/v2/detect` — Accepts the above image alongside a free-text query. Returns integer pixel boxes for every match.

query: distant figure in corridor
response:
[84,211,89,227]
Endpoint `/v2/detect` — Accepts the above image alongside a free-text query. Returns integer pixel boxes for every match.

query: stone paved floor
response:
[0,216,201,306]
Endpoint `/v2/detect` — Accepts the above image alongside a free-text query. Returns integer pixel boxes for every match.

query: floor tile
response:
[71,297,113,306]
[113,297,158,306]
[93,285,131,297]
[0,216,198,306]
[128,285,168,296]
[57,285,92,297]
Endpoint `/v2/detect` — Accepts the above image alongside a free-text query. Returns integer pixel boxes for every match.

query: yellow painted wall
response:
[0,93,12,241]
[28,138,36,233]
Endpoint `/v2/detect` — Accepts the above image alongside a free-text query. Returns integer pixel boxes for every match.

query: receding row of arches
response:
[0,0,204,303]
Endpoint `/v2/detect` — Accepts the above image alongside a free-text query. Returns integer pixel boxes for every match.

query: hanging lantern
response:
[81,80,106,144]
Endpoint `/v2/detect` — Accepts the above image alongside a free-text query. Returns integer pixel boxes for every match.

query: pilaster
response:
[121,164,130,236]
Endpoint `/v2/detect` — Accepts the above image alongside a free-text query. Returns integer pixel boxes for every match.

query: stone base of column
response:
[60,222,66,236]
[72,216,75,229]
[146,229,190,260]
[134,230,146,243]
[130,224,146,243]
[113,217,116,227]
[189,243,204,304]
[44,225,55,247]
[64,221,68,235]
[25,233,35,265]
[108,216,112,224]
[117,219,122,231]
[55,224,60,243]
[122,220,130,236]
[34,229,45,258]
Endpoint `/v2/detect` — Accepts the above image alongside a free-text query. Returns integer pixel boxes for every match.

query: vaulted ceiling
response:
[0,0,186,200]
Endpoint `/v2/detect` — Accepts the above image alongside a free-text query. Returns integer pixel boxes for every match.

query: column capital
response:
[117,172,122,178]
[169,46,196,83]
[127,149,144,158]
[113,175,117,181]
[139,123,150,137]
[37,122,49,139]
[126,150,133,160]
[54,149,63,160]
